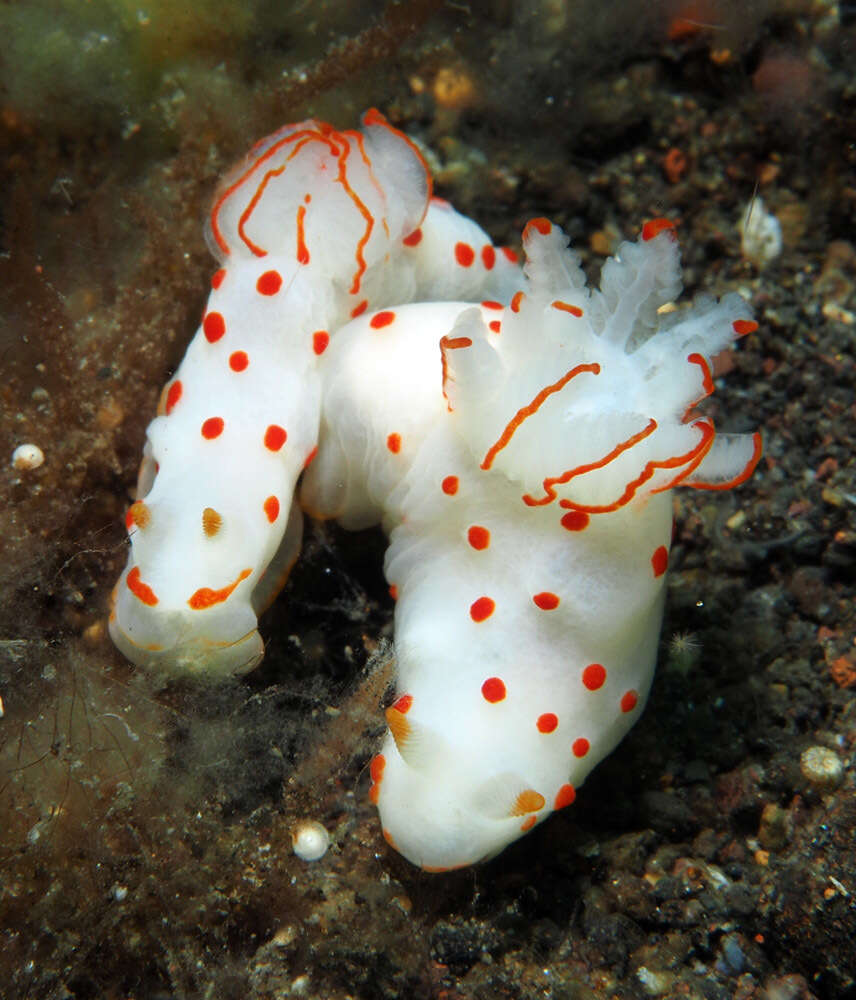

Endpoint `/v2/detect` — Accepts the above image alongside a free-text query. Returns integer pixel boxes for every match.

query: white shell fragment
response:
[800,746,844,792]
[739,196,782,270]
[291,820,330,861]
[12,443,45,470]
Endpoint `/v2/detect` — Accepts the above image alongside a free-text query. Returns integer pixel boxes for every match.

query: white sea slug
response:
[109,109,520,677]
[302,217,762,871]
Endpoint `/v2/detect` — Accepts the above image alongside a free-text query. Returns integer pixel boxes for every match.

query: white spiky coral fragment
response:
[304,217,761,871]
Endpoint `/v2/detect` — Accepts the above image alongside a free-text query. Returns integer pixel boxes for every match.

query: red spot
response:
[201,417,224,439]
[455,242,475,267]
[392,694,413,714]
[370,754,386,783]
[203,312,226,343]
[662,147,688,184]
[229,351,249,372]
[165,380,182,415]
[350,299,368,318]
[256,270,283,295]
[554,784,576,809]
[481,677,506,703]
[481,245,496,269]
[389,584,398,600]
[651,545,669,577]
[642,218,677,242]
[370,310,396,329]
[124,509,134,531]
[561,510,590,531]
[264,425,287,451]
[520,815,537,832]
[470,596,495,622]
[481,300,503,310]
[501,246,519,263]
[510,291,524,313]
[582,663,606,691]
[402,228,422,246]
[387,432,401,454]
[467,525,490,550]
[621,690,639,713]
[442,475,459,495]
[369,785,380,805]
[127,566,158,606]
[488,320,501,334]
[572,738,590,758]
[303,446,318,468]
[211,268,226,290]
[524,217,551,238]
[732,319,758,337]
[537,712,558,733]
[312,330,330,355]
[264,495,280,523]
[533,592,559,610]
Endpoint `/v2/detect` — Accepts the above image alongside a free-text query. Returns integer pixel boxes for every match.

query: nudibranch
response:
[301,217,762,870]
[109,109,520,677]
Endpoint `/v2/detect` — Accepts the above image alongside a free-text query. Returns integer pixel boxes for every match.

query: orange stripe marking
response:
[551,300,583,317]
[231,131,337,257]
[209,127,336,256]
[127,566,158,606]
[440,334,473,410]
[482,363,600,470]
[524,418,667,510]
[687,431,763,491]
[188,568,252,610]
[296,203,309,264]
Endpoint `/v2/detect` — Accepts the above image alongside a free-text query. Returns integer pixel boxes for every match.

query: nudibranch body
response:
[302,218,761,870]
[109,110,520,677]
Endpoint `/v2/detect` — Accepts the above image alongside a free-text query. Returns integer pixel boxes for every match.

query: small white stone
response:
[12,443,45,470]
[291,820,330,861]
[800,746,844,792]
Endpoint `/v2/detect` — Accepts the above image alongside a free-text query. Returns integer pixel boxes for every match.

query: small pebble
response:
[12,443,45,470]
[636,966,675,995]
[291,820,330,861]
[800,746,844,791]
[758,802,790,850]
